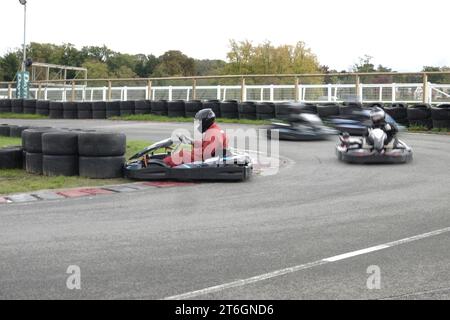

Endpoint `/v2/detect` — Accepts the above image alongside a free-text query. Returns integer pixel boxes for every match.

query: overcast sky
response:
[0,0,448,71]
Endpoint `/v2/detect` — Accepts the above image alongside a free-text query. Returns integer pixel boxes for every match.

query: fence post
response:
[422,73,428,103]
[217,85,221,100]
[147,80,152,100]
[108,81,112,101]
[355,75,361,102]
[8,84,12,99]
[391,83,396,103]
[38,83,42,100]
[192,79,197,100]
[294,77,299,102]
[71,81,75,102]
[241,77,246,102]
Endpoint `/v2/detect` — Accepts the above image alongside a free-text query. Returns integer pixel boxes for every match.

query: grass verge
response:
[407,126,449,134]
[0,139,151,196]
[0,113,48,119]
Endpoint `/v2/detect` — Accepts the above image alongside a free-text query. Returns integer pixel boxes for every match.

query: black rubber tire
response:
[151,100,168,116]
[49,102,64,119]
[79,156,125,179]
[93,110,107,119]
[185,111,198,118]
[431,106,449,121]
[256,102,275,115]
[167,100,186,117]
[26,152,43,175]
[407,104,431,120]
[257,113,275,120]
[339,105,362,115]
[36,100,49,116]
[106,101,121,118]
[120,101,135,116]
[385,106,407,120]
[365,102,383,109]
[185,100,203,113]
[0,99,12,113]
[10,125,31,138]
[134,100,151,114]
[220,112,239,119]
[92,101,106,111]
[77,102,93,119]
[78,132,126,157]
[0,146,23,169]
[63,102,78,119]
[274,102,291,117]
[317,104,339,117]
[432,119,450,129]
[220,100,238,114]
[23,99,37,114]
[0,124,11,136]
[11,99,24,113]
[238,101,257,114]
[239,113,257,120]
[42,131,78,156]
[43,155,78,177]
[409,119,433,129]
[22,128,56,153]
[202,100,221,116]
[22,150,26,170]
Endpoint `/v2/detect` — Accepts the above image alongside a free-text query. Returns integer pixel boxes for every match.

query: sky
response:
[0,0,449,72]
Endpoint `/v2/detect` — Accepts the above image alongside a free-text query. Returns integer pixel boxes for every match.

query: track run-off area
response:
[1,119,449,299]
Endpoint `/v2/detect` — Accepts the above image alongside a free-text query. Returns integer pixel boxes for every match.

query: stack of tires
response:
[9,125,32,138]
[220,100,239,119]
[167,100,185,117]
[20,128,126,179]
[23,128,56,175]
[384,103,408,126]
[0,99,12,113]
[317,103,339,118]
[42,131,79,176]
[255,102,275,120]
[151,100,168,116]
[407,104,432,129]
[202,100,221,117]
[120,101,135,116]
[185,100,203,118]
[339,103,362,115]
[23,100,37,114]
[135,100,151,115]
[49,102,64,119]
[106,101,121,118]
[63,102,78,119]
[36,100,50,116]
[78,132,126,179]
[11,99,24,114]
[0,146,23,169]
[274,102,292,120]
[238,101,257,120]
[430,104,450,129]
[78,102,93,119]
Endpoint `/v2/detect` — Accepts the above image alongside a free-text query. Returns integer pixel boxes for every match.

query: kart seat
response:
[147,159,170,168]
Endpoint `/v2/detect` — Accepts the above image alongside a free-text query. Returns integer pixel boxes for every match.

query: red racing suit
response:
[163,123,228,167]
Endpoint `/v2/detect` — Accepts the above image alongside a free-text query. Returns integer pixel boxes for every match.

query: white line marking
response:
[164,226,450,300]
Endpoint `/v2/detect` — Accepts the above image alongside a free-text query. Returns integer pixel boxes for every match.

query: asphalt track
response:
[1,119,449,300]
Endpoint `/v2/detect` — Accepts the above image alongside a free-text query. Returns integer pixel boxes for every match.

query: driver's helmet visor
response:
[194,119,203,133]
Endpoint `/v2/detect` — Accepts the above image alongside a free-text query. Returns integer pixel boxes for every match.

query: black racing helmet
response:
[194,108,216,133]
[370,108,386,126]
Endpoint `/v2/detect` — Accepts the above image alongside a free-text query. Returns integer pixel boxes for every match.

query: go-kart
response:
[336,128,413,164]
[124,135,253,181]
[267,113,338,141]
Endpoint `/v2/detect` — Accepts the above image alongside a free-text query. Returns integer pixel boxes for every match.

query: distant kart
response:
[267,113,338,141]
[124,136,253,181]
[336,128,413,164]
[326,108,405,136]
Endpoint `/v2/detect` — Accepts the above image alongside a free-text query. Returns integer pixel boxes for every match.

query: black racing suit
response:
[365,120,398,145]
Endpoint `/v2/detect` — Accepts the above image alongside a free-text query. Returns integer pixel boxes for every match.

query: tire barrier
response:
[0,146,23,169]
[407,104,432,129]
[274,102,291,119]
[77,102,93,119]
[339,104,362,115]
[63,102,78,119]
[25,152,43,174]
[185,100,203,118]
[78,132,126,179]
[92,101,107,119]
[167,100,186,117]
[431,104,450,129]
[43,155,79,177]
[134,100,151,115]
[0,99,12,113]
[120,101,135,116]
[220,100,239,119]
[0,124,11,136]
[256,102,275,120]
[36,100,50,116]
[238,101,257,120]
[202,100,221,117]
[23,99,37,114]
[11,99,24,114]
[151,100,168,116]
[49,102,64,119]
[106,101,121,118]
[10,125,31,138]
[317,103,339,118]
[384,103,408,126]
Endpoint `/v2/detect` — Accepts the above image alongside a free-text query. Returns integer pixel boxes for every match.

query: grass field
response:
[0,139,151,196]
[0,113,48,119]
[109,114,270,125]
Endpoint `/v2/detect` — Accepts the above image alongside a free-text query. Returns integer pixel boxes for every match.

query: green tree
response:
[152,50,195,77]
[0,52,21,81]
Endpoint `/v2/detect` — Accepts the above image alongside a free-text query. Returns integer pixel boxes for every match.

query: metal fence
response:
[1,72,450,104]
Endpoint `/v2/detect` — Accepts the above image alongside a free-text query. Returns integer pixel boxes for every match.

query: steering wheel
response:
[176,133,193,145]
